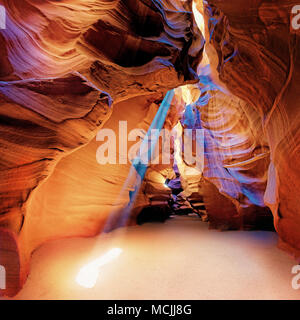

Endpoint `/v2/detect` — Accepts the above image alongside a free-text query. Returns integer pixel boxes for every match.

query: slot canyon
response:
[0,0,300,299]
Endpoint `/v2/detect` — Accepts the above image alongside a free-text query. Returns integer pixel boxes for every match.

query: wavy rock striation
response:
[203,0,300,257]
[0,0,204,296]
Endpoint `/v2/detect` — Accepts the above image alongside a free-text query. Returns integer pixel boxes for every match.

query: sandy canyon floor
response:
[8,215,300,300]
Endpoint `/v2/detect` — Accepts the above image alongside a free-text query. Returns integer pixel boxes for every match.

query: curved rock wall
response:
[0,0,204,296]
[199,83,272,230]
[203,0,300,257]
[1,0,300,296]
[0,0,203,97]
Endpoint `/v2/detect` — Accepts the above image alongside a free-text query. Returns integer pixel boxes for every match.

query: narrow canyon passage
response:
[11,216,299,300]
[1,0,300,300]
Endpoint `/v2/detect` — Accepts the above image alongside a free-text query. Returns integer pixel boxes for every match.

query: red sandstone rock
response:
[203,0,300,257]
[0,0,203,296]
[0,0,299,297]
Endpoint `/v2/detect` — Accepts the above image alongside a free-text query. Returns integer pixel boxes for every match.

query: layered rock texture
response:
[0,0,203,296]
[0,0,299,297]
[202,0,300,258]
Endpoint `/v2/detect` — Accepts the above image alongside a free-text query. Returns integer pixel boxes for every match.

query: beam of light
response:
[118,90,175,224]
[132,90,175,179]
[76,248,122,289]
[102,90,175,232]
[192,1,205,36]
